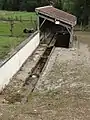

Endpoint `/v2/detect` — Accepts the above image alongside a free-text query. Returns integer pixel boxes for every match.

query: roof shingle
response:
[36,6,77,27]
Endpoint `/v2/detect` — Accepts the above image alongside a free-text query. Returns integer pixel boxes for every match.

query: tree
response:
[61,0,74,13]
[55,0,62,9]
[0,0,90,26]
[73,0,90,25]
[0,0,4,9]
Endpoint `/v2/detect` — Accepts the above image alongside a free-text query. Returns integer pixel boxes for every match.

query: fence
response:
[0,16,37,37]
[0,15,37,60]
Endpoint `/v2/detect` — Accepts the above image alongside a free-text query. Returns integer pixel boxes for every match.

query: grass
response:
[0,21,36,36]
[0,10,36,60]
[0,11,36,20]
[0,36,25,59]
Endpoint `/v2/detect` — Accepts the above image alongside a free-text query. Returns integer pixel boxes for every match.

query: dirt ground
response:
[0,31,90,120]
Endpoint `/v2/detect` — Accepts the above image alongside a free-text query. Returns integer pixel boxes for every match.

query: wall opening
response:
[55,32,70,48]
[39,18,70,48]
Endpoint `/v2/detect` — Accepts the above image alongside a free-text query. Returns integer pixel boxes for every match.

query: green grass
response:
[0,10,36,60]
[0,11,36,20]
[0,21,36,36]
[0,36,26,59]
[0,22,10,35]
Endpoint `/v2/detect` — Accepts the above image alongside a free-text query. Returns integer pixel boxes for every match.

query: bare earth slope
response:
[34,44,90,120]
[0,32,90,120]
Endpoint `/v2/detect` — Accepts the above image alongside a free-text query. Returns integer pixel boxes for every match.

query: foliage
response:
[0,0,90,25]
[73,0,90,25]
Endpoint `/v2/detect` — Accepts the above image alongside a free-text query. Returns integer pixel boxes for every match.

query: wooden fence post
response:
[10,20,14,37]
[20,16,22,22]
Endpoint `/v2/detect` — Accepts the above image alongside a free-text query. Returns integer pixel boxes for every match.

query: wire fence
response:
[0,16,37,37]
[0,15,37,60]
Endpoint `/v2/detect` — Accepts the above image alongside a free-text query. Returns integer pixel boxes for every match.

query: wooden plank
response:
[39,14,71,29]
[40,19,46,28]
[39,14,54,23]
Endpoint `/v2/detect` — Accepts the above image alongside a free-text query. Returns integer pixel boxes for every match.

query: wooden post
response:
[31,16,32,23]
[69,27,73,48]
[20,16,22,22]
[40,19,46,29]
[36,13,40,31]
[10,20,14,37]
[66,27,73,48]
[15,16,18,21]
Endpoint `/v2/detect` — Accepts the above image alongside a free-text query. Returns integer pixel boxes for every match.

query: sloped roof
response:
[36,6,77,27]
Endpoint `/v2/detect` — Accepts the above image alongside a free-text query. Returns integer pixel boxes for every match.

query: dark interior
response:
[55,32,70,48]
[40,18,70,48]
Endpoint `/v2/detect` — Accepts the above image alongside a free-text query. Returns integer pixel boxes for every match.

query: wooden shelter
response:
[35,6,77,48]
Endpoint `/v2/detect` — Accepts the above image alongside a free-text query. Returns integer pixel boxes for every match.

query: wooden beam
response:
[39,14,71,29]
[59,21,71,29]
[39,14,54,23]
[36,14,40,31]
[66,27,71,34]
[68,27,73,47]
[40,19,46,28]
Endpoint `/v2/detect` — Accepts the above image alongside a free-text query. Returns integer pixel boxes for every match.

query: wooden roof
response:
[36,6,77,27]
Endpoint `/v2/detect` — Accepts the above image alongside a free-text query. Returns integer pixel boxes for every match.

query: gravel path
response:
[34,43,90,120]
[36,43,90,92]
[0,41,90,120]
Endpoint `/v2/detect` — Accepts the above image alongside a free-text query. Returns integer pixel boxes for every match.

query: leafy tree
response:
[0,0,4,9]
[0,0,90,25]
[61,0,74,13]
[73,0,90,25]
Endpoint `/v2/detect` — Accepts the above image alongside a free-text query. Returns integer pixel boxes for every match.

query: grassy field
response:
[0,11,36,60]
[0,37,25,59]
[0,21,36,36]
[0,11,36,20]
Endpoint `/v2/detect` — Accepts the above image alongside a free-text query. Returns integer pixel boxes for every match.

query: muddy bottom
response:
[0,32,90,120]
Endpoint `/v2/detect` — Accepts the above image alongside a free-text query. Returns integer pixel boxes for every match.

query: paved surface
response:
[0,33,90,119]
